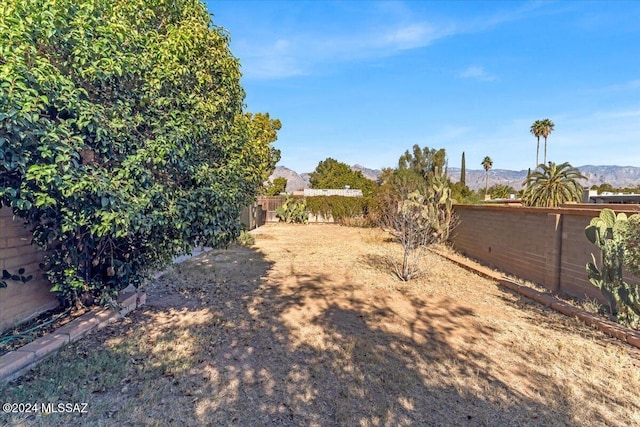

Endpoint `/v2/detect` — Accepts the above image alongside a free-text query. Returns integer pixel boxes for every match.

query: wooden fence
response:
[257,196,286,224]
[249,197,337,225]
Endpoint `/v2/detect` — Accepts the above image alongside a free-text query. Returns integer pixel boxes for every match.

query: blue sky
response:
[207,0,640,173]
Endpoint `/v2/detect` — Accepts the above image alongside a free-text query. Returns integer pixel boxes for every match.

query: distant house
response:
[303,188,363,197]
[584,189,640,204]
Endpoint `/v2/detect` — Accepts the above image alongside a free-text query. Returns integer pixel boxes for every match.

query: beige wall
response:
[0,207,58,332]
[450,204,640,303]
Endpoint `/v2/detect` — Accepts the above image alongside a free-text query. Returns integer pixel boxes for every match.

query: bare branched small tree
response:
[381,176,456,281]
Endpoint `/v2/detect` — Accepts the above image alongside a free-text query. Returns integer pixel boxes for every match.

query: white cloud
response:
[382,23,444,50]
[256,21,450,74]
[237,22,447,79]
[232,1,551,80]
[458,66,496,82]
[593,108,640,119]
[238,39,304,79]
[587,79,640,94]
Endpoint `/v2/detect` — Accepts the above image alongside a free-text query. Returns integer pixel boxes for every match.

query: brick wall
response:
[450,204,640,303]
[0,207,58,332]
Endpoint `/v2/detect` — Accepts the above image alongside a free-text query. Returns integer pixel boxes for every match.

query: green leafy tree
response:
[398,145,447,184]
[486,184,517,200]
[593,183,615,194]
[450,181,479,204]
[308,158,375,196]
[238,113,282,184]
[370,167,426,224]
[521,162,586,207]
[265,177,287,196]
[481,156,493,196]
[376,168,429,200]
[0,0,279,305]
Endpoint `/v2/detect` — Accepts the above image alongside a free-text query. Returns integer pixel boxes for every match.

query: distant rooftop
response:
[303,189,363,197]
[586,189,640,204]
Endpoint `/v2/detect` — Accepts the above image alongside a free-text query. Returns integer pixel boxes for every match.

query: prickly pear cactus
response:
[585,208,640,326]
[621,214,640,278]
[275,197,308,224]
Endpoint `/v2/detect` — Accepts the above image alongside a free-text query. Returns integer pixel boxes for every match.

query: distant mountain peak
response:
[350,164,382,181]
[269,166,310,192]
[270,164,640,192]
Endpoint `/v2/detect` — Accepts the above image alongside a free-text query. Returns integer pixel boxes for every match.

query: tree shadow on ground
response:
[358,253,397,275]
[137,246,578,426]
[2,245,587,426]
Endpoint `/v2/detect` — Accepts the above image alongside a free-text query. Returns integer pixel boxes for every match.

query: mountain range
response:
[269,165,640,192]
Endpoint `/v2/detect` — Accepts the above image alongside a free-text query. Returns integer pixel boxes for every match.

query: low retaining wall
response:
[0,288,145,382]
[450,204,640,303]
[0,207,58,333]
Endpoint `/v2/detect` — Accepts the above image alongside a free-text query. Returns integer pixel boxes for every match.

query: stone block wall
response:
[450,204,640,303]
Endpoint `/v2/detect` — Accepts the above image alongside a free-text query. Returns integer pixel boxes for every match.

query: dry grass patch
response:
[2,223,640,426]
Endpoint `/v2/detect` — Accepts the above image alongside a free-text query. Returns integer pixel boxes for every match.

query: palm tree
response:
[521,161,586,207]
[530,120,543,168]
[481,156,493,196]
[540,118,555,164]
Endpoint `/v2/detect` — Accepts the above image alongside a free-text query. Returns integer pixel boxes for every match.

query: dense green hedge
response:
[305,196,369,222]
[0,0,279,305]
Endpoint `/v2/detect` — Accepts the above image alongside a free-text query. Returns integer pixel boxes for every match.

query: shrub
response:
[236,230,255,247]
[305,196,369,224]
[381,175,455,281]
[0,0,278,306]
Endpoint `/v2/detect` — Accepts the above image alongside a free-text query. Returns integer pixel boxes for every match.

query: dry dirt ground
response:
[2,223,640,426]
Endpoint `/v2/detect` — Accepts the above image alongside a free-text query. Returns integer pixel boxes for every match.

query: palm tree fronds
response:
[521,161,585,207]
